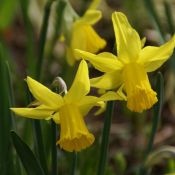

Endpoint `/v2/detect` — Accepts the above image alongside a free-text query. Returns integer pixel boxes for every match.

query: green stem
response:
[6,61,17,130]
[51,120,57,175]
[139,72,164,175]
[20,0,36,76]
[163,0,175,35]
[33,121,48,175]
[70,152,77,175]
[97,101,115,175]
[47,0,66,59]
[143,0,165,43]
[36,0,55,80]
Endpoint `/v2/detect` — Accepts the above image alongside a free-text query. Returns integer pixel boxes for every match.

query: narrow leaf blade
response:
[11,131,45,175]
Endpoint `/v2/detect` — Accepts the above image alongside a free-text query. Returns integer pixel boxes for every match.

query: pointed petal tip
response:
[74,49,85,59]
[112,11,125,19]
[26,76,34,84]
[10,107,15,112]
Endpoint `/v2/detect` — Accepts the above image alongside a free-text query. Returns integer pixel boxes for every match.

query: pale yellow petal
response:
[138,35,175,72]
[98,91,126,101]
[75,49,123,72]
[78,90,126,116]
[141,37,146,48]
[26,76,63,109]
[97,52,118,59]
[65,60,90,102]
[90,70,122,90]
[80,25,106,53]
[94,101,106,115]
[112,12,141,63]
[11,105,53,119]
[78,96,102,116]
[79,10,102,25]
[52,112,60,124]
[71,24,87,54]
[116,85,127,101]
[88,0,100,9]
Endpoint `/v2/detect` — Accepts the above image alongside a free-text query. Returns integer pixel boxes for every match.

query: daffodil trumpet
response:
[11,60,125,152]
[75,12,175,113]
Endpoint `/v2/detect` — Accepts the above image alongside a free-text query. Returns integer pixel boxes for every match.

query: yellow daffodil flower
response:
[65,1,106,65]
[11,60,125,152]
[75,12,175,113]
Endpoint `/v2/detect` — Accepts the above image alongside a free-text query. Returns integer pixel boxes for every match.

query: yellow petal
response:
[88,0,100,9]
[75,49,123,72]
[79,10,102,25]
[66,47,76,66]
[26,77,63,109]
[97,52,118,59]
[52,112,60,124]
[57,104,94,152]
[78,96,105,116]
[141,37,146,48]
[93,87,126,116]
[94,101,106,115]
[65,60,90,102]
[59,34,65,42]
[116,85,127,101]
[98,91,126,101]
[112,12,141,63]
[90,70,122,90]
[139,35,175,72]
[11,105,53,119]
[79,90,126,116]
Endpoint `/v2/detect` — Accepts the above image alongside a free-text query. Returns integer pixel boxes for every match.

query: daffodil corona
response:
[11,60,124,152]
[75,12,175,112]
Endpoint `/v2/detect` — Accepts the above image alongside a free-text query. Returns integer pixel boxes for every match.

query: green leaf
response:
[0,43,14,174]
[163,0,175,35]
[11,131,45,175]
[0,0,18,29]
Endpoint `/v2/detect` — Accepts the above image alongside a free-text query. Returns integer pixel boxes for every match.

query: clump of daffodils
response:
[11,11,175,153]
[75,12,175,113]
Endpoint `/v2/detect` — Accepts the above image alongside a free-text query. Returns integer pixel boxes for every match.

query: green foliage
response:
[0,0,18,29]
[0,44,14,174]
[114,152,127,175]
[11,131,45,175]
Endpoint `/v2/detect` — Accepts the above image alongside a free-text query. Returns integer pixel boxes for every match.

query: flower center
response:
[122,62,158,112]
[57,104,94,152]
